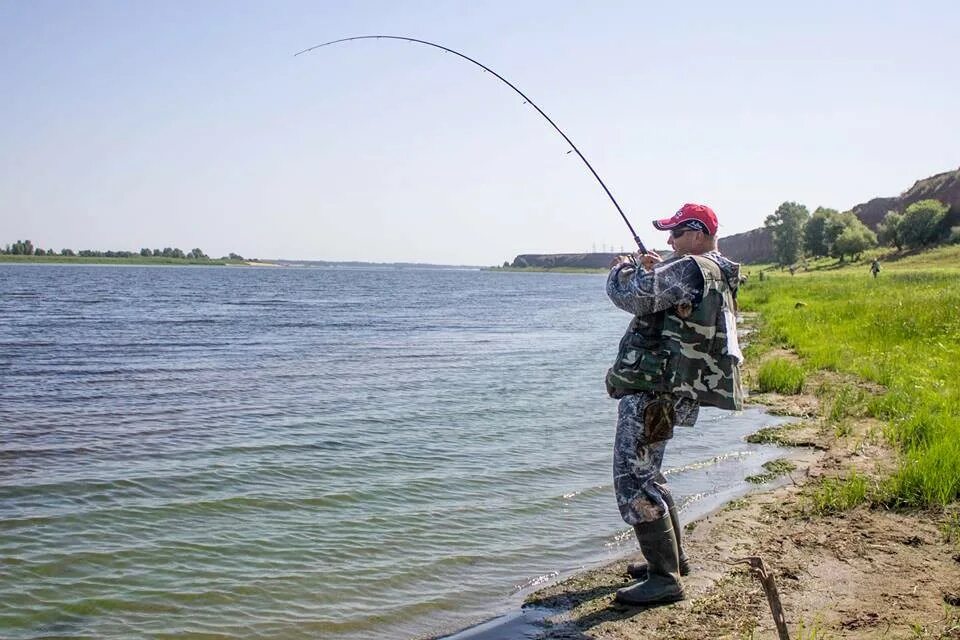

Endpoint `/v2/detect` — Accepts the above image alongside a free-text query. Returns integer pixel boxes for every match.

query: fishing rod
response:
[295,35,648,254]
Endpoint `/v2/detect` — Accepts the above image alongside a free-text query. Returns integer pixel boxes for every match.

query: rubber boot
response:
[626,502,690,580]
[615,514,685,605]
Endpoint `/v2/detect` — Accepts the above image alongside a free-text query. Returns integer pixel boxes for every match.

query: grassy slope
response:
[739,245,960,507]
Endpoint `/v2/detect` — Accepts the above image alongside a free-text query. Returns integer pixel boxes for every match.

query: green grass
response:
[816,383,871,438]
[745,458,797,484]
[821,385,864,422]
[745,425,790,445]
[724,497,749,511]
[740,250,960,509]
[941,509,960,549]
[794,616,832,640]
[810,473,871,514]
[757,357,806,394]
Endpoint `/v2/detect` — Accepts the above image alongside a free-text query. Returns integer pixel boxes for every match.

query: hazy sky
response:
[2,1,958,264]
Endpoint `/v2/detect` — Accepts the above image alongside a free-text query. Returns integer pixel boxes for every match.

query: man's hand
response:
[609,254,636,269]
[610,251,663,270]
[638,250,662,270]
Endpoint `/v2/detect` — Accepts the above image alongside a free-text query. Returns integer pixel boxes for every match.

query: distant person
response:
[604,203,744,606]
[870,259,881,278]
[759,270,765,281]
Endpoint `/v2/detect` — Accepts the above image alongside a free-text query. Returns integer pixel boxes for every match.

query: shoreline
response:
[432,416,820,640]
[434,361,960,639]
[0,255,249,266]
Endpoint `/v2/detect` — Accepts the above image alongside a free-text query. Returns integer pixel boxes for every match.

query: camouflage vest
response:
[605,255,744,411]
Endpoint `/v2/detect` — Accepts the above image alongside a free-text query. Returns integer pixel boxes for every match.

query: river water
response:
[0,264,789,639]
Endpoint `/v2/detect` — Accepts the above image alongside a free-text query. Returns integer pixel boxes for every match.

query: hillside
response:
[715,227,775,265]
[850,166,960,229]
[509,253,619,269]
[719,166,960,264]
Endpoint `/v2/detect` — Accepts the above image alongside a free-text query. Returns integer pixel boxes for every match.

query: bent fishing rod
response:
[295,35,648,254]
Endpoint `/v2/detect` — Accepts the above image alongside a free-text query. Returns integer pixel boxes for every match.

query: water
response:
[0,264,790,639]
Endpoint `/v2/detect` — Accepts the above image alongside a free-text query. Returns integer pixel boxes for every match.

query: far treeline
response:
[1,241,246,261]
[763,198,959,266]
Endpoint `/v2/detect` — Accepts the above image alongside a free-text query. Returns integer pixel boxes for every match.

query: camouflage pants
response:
[613,392,699,525]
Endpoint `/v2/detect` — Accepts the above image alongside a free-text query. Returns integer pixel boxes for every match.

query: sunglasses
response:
[670,227,697,238]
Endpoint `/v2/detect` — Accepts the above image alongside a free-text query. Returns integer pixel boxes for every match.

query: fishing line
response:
[296,35,647,253]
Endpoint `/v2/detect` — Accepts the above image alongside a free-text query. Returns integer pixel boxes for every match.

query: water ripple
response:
[0,265,788,640]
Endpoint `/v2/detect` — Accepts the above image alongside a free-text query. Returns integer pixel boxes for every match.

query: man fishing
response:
[605,203,744,605]
[302,38,744,607]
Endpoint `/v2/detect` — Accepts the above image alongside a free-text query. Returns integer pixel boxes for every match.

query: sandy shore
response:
[516,363,960,639]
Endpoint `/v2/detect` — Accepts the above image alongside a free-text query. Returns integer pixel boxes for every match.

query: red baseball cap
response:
[653,203,718,236]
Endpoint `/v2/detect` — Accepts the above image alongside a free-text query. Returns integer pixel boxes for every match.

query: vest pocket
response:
[612,348,667,385]
[635,350,667,377]
[607,313,667,393]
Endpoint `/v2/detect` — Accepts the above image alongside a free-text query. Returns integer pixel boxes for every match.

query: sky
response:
[2,0,958,265]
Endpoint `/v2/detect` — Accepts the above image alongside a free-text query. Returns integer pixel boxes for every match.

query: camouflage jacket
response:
[605,252,744,411]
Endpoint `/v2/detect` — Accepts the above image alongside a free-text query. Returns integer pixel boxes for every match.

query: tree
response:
[824,213,876,261]
[140,248,152,257]
[832,224,877,261]
[940,205,960,241]
[10,239,35,255]
[187,248,208,259]
[900,199,948,248]
[822,213,849,254]
[803,207,838,257]
[876,211,904,250]
[765,202,809,265]
[61,248,75,256]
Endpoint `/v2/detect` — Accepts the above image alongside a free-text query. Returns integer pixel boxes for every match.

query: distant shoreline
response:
[0,255,263,266]
[0,255,497,269]
[1,255,613,272]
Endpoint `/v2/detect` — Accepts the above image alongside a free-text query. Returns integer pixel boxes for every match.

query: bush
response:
[832,224,876,261]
